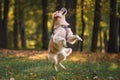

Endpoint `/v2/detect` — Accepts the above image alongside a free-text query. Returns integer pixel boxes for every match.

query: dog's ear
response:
[52,12,56,20]
[52,11,60,20]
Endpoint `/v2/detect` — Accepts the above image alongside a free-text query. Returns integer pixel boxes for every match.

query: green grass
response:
[0,51,120,80]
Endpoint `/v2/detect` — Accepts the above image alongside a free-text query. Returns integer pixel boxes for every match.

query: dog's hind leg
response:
[59,62,66,70]
[53,56,58,71]
[53,63,58,71]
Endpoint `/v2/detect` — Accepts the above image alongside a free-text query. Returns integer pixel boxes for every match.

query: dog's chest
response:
[54,27,67,38]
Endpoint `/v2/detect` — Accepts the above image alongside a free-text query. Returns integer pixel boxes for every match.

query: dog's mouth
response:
[60,8,67,15]
[53,8,67,20]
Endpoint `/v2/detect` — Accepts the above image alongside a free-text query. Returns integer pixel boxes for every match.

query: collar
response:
[61,25,69,40]
[61,25,69,28]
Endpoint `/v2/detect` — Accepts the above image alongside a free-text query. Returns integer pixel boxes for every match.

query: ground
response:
[0,49,120,80]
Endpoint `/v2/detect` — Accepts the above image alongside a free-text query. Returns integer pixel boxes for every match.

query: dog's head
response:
[53,8,67,19]
[52,8,69,27]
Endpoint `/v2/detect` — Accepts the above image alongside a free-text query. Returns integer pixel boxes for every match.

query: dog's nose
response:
[60,8,67,12]
[60,8,67,15]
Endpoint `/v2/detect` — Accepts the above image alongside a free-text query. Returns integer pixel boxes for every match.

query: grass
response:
[0,50,120,80]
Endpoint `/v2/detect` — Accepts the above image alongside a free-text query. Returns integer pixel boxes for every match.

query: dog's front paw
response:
[76,35,82,41]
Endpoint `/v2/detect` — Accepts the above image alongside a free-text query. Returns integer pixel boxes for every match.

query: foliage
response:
[0,0,119,52]
[0,50,119,80]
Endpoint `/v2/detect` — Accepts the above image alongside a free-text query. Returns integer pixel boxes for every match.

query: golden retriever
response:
[48,8,82,71]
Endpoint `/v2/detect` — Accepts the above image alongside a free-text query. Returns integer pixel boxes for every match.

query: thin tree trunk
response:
[99,27,102,52]
[20,20,26,48]
[80,0,85,51]
[103,31,107,52]
[115,17,119,52]
[65,0,77,51]
[107,0,119,53]
[13,0,18,49]
[2,0,10,48]
[52,0,64,34]
[65,0,77,34]
[0,0,2,48]
[117,17,119,52]
[56,0,63,10]
[42,0,49,49]
[18,0,26,49]
[91,0,101,52]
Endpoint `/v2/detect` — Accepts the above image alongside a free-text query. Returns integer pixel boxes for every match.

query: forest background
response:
[0,0,119,53]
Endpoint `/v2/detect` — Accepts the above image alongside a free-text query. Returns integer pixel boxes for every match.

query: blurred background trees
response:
[91,0,101,52]
[42,0,48,50]
[0,0,119,53]
[107,0,119,53]
[0,0,9,49]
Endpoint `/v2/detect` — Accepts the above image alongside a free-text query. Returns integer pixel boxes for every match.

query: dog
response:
[48,8,82,71]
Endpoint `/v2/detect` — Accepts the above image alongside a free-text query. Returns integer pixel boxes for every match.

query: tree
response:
[56,0,64,10]
[118,18,120,52]
[51,0,64,34]
[0,0,2,48]
[13,0,18,49]
[107,0,119,53]
[80,0,85,51]
[117,17,120,52]
[118,17,120,52]
[18,0,26,49]
[42,0,49,49]
[0,0,10,48]
[65,0,78,51]
[103,31,108,51]
[119,3,120,52]
[91,0,101,52]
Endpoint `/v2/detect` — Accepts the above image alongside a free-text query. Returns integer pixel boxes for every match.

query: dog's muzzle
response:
[60,8,67,15]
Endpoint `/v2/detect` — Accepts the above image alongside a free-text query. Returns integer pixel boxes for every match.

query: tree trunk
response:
[80,0,85,51]
[103,31,108,52]
[56,0,64,10]
[65,0,77,34]
[0,0,2,48]
[42,0,49,50]
[107,0,119,53]
[116,17,119,52]
[65,0,77,51]
[52,0,64,34]
[20,20,26,49]
[18,0,26,49]
[13,0,18,49]
[0,0,10,48]
[117,17,119,52]
[91,0,101,52]
[99,27,102,52]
